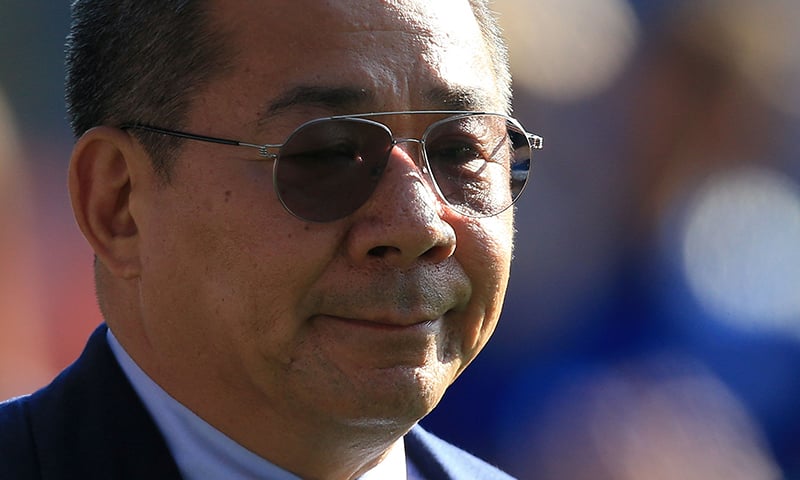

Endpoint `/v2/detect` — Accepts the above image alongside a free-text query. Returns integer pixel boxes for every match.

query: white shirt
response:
[107,329,423,479]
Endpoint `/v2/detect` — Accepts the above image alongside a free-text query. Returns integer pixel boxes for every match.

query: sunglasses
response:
[121,111,543,222]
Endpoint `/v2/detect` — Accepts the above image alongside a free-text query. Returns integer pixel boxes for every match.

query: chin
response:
[333,364,453,430]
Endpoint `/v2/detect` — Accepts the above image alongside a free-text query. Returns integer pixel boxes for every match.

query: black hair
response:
[65,0,229,179]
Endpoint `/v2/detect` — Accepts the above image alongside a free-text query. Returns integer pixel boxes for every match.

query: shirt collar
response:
[106,328,409,480]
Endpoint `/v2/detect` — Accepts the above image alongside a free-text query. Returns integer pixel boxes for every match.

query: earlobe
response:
[68,126,141,280]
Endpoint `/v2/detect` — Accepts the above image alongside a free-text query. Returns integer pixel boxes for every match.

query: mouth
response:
[309,313,447,370]
[308,312,448,350]
[323,315,439,332]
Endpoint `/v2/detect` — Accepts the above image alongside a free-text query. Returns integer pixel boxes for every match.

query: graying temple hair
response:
[469,0,513,112]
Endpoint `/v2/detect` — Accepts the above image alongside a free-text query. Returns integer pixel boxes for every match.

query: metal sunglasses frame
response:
[120,110,543,160]
[120,110,544,220]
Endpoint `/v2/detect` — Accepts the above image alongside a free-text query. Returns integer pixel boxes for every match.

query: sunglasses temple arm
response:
[120,124,277,159]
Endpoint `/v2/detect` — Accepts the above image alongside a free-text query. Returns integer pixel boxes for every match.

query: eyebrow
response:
[258,86,374,126]
[423,86,496,111]
[256,84,497,126]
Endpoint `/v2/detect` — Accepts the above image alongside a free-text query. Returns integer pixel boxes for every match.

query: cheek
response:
[453,215,514,355]
[460,213,515,295]
[137,179,339,354]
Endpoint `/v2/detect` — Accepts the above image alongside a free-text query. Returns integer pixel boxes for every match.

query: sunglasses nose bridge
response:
[391,137,428,174]
[385,137,449,212]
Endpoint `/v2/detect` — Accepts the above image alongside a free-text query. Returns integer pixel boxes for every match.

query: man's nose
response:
[343,143,457,269]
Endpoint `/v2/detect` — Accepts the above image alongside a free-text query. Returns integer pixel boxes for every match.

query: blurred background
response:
[2,1,800,478]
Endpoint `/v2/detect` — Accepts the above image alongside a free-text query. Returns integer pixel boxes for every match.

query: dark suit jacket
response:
[0,325,514,479]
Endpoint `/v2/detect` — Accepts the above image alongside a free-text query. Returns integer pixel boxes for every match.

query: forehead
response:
[205,0,501,116]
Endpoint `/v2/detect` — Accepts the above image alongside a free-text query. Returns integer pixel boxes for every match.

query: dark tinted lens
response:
[424,114,531,217]
[274,119,392,222]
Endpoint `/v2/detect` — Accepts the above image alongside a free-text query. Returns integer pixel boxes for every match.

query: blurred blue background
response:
[2,1,800,478]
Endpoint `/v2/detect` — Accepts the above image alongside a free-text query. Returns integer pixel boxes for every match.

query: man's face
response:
[132,0,513,432]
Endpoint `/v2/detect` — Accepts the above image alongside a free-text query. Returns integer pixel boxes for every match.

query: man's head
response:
[67,0,525,477]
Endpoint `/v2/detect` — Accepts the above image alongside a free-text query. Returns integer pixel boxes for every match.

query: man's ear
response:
[68,126,143,280]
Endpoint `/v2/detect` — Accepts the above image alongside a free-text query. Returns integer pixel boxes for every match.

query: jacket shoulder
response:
[0,395,40,479]
[0,325,182,480]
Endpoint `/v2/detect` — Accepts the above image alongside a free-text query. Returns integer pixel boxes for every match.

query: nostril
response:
[368,243,453,263]
[367,245,393,257]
